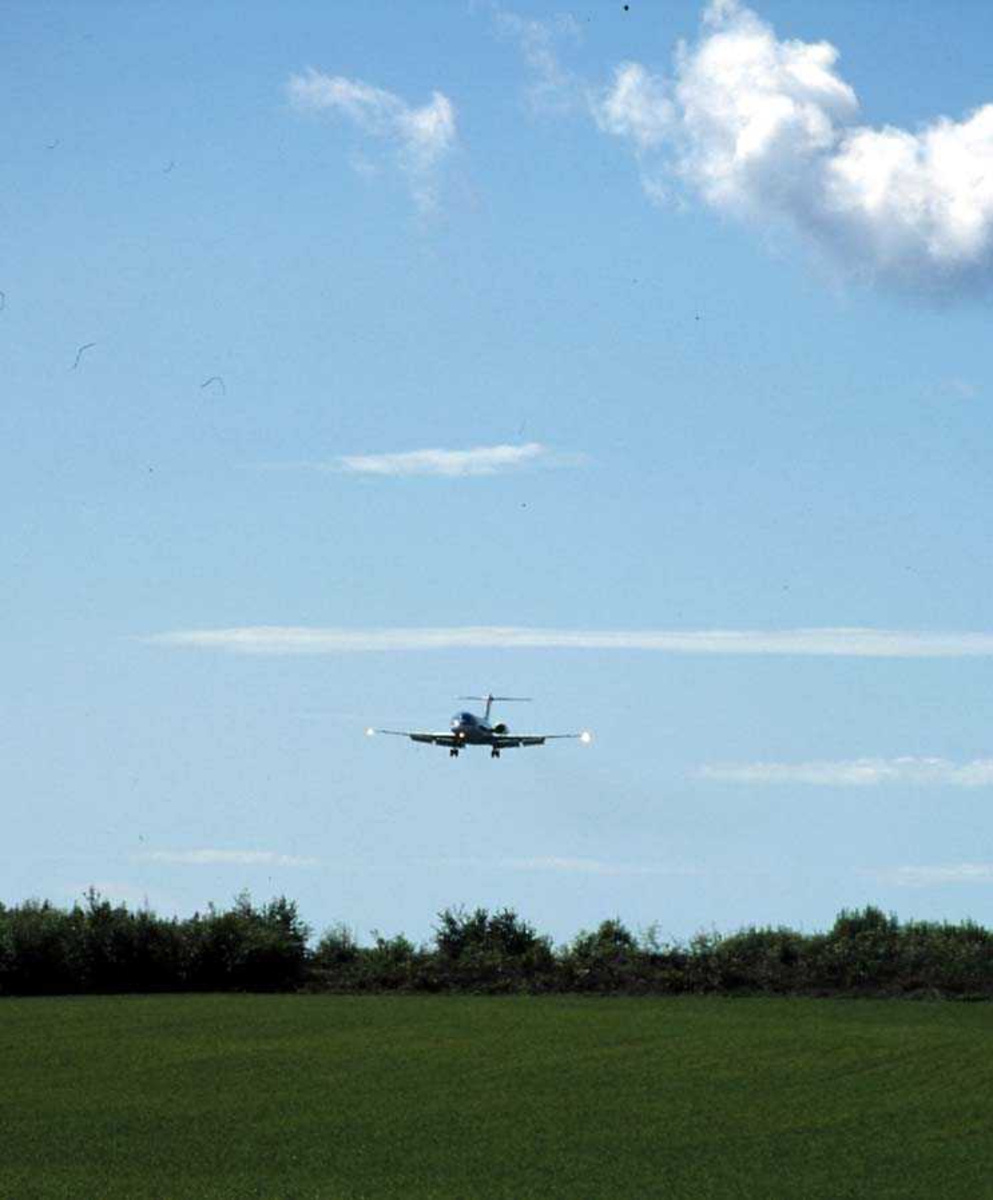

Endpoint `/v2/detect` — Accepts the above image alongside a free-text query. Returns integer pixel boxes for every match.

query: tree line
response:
[3,892,993,998]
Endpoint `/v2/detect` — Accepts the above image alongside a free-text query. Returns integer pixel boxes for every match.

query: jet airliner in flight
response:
[366,694,592,758]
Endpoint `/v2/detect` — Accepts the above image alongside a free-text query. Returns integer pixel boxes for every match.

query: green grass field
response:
[3,994,992,1198]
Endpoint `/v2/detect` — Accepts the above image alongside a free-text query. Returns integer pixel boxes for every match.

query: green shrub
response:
[434,906,542,959]
[313,922,360,969]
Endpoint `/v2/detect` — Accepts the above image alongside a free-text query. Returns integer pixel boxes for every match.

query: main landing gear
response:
[491,748,501,759]
[449,747,459,758]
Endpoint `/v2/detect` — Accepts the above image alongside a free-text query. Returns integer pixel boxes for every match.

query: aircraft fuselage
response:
[449,711,506,745]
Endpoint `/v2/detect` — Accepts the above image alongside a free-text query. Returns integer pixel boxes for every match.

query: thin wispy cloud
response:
[872,863,993,888]
[251,443,585,478]
[500,856,696,877]
[591,0,993,296]
[493,7,584,114]
[287,70,456,213]
[139,849,319,867]
[700,757,993,787]
[594,62,674,152]
[337,442,582,477]
[145,626,993,657]
[941,378,980,400]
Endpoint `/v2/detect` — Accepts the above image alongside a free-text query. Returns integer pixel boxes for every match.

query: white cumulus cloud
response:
[700,757,993,786]
[591,0,993,295]
[144,626,993,657]
[287,70,456,212]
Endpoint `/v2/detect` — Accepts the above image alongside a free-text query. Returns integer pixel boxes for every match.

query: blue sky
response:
[5,0,993,944]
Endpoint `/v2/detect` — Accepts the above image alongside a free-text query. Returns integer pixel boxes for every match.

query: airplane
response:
[365,694,593,759]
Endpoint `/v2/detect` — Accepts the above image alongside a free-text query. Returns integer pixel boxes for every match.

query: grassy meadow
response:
[3,994,992,1198]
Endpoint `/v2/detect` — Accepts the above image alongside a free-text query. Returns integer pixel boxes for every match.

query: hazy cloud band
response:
[146,626,993,657]
[139,849,319,867]
[701,757,993,787]
[872,863,993,887]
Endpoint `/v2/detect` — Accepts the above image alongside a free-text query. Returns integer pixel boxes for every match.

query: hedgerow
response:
[2,898,993,997]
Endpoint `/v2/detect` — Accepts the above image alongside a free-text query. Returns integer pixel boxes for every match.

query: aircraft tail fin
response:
[459,694,531,721]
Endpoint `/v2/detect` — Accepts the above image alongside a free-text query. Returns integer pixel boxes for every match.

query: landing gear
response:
[491,748,501,759]
[449,747,459,758]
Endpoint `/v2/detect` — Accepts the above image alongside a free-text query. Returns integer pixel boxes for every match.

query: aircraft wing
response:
[372,729,460,747]
[491,733,590,749]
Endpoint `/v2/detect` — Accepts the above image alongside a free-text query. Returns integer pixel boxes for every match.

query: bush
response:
[1,900,82,994]
[183,893,310,992]
[430,908,554,991]
[313,922,360,969]
[434,907,542,959]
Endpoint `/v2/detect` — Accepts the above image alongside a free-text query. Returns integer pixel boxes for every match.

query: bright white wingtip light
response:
[580,730,593,744]
[365,727,376,737]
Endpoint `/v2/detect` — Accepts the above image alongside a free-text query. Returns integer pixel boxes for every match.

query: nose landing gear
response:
[491,747,501,759]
